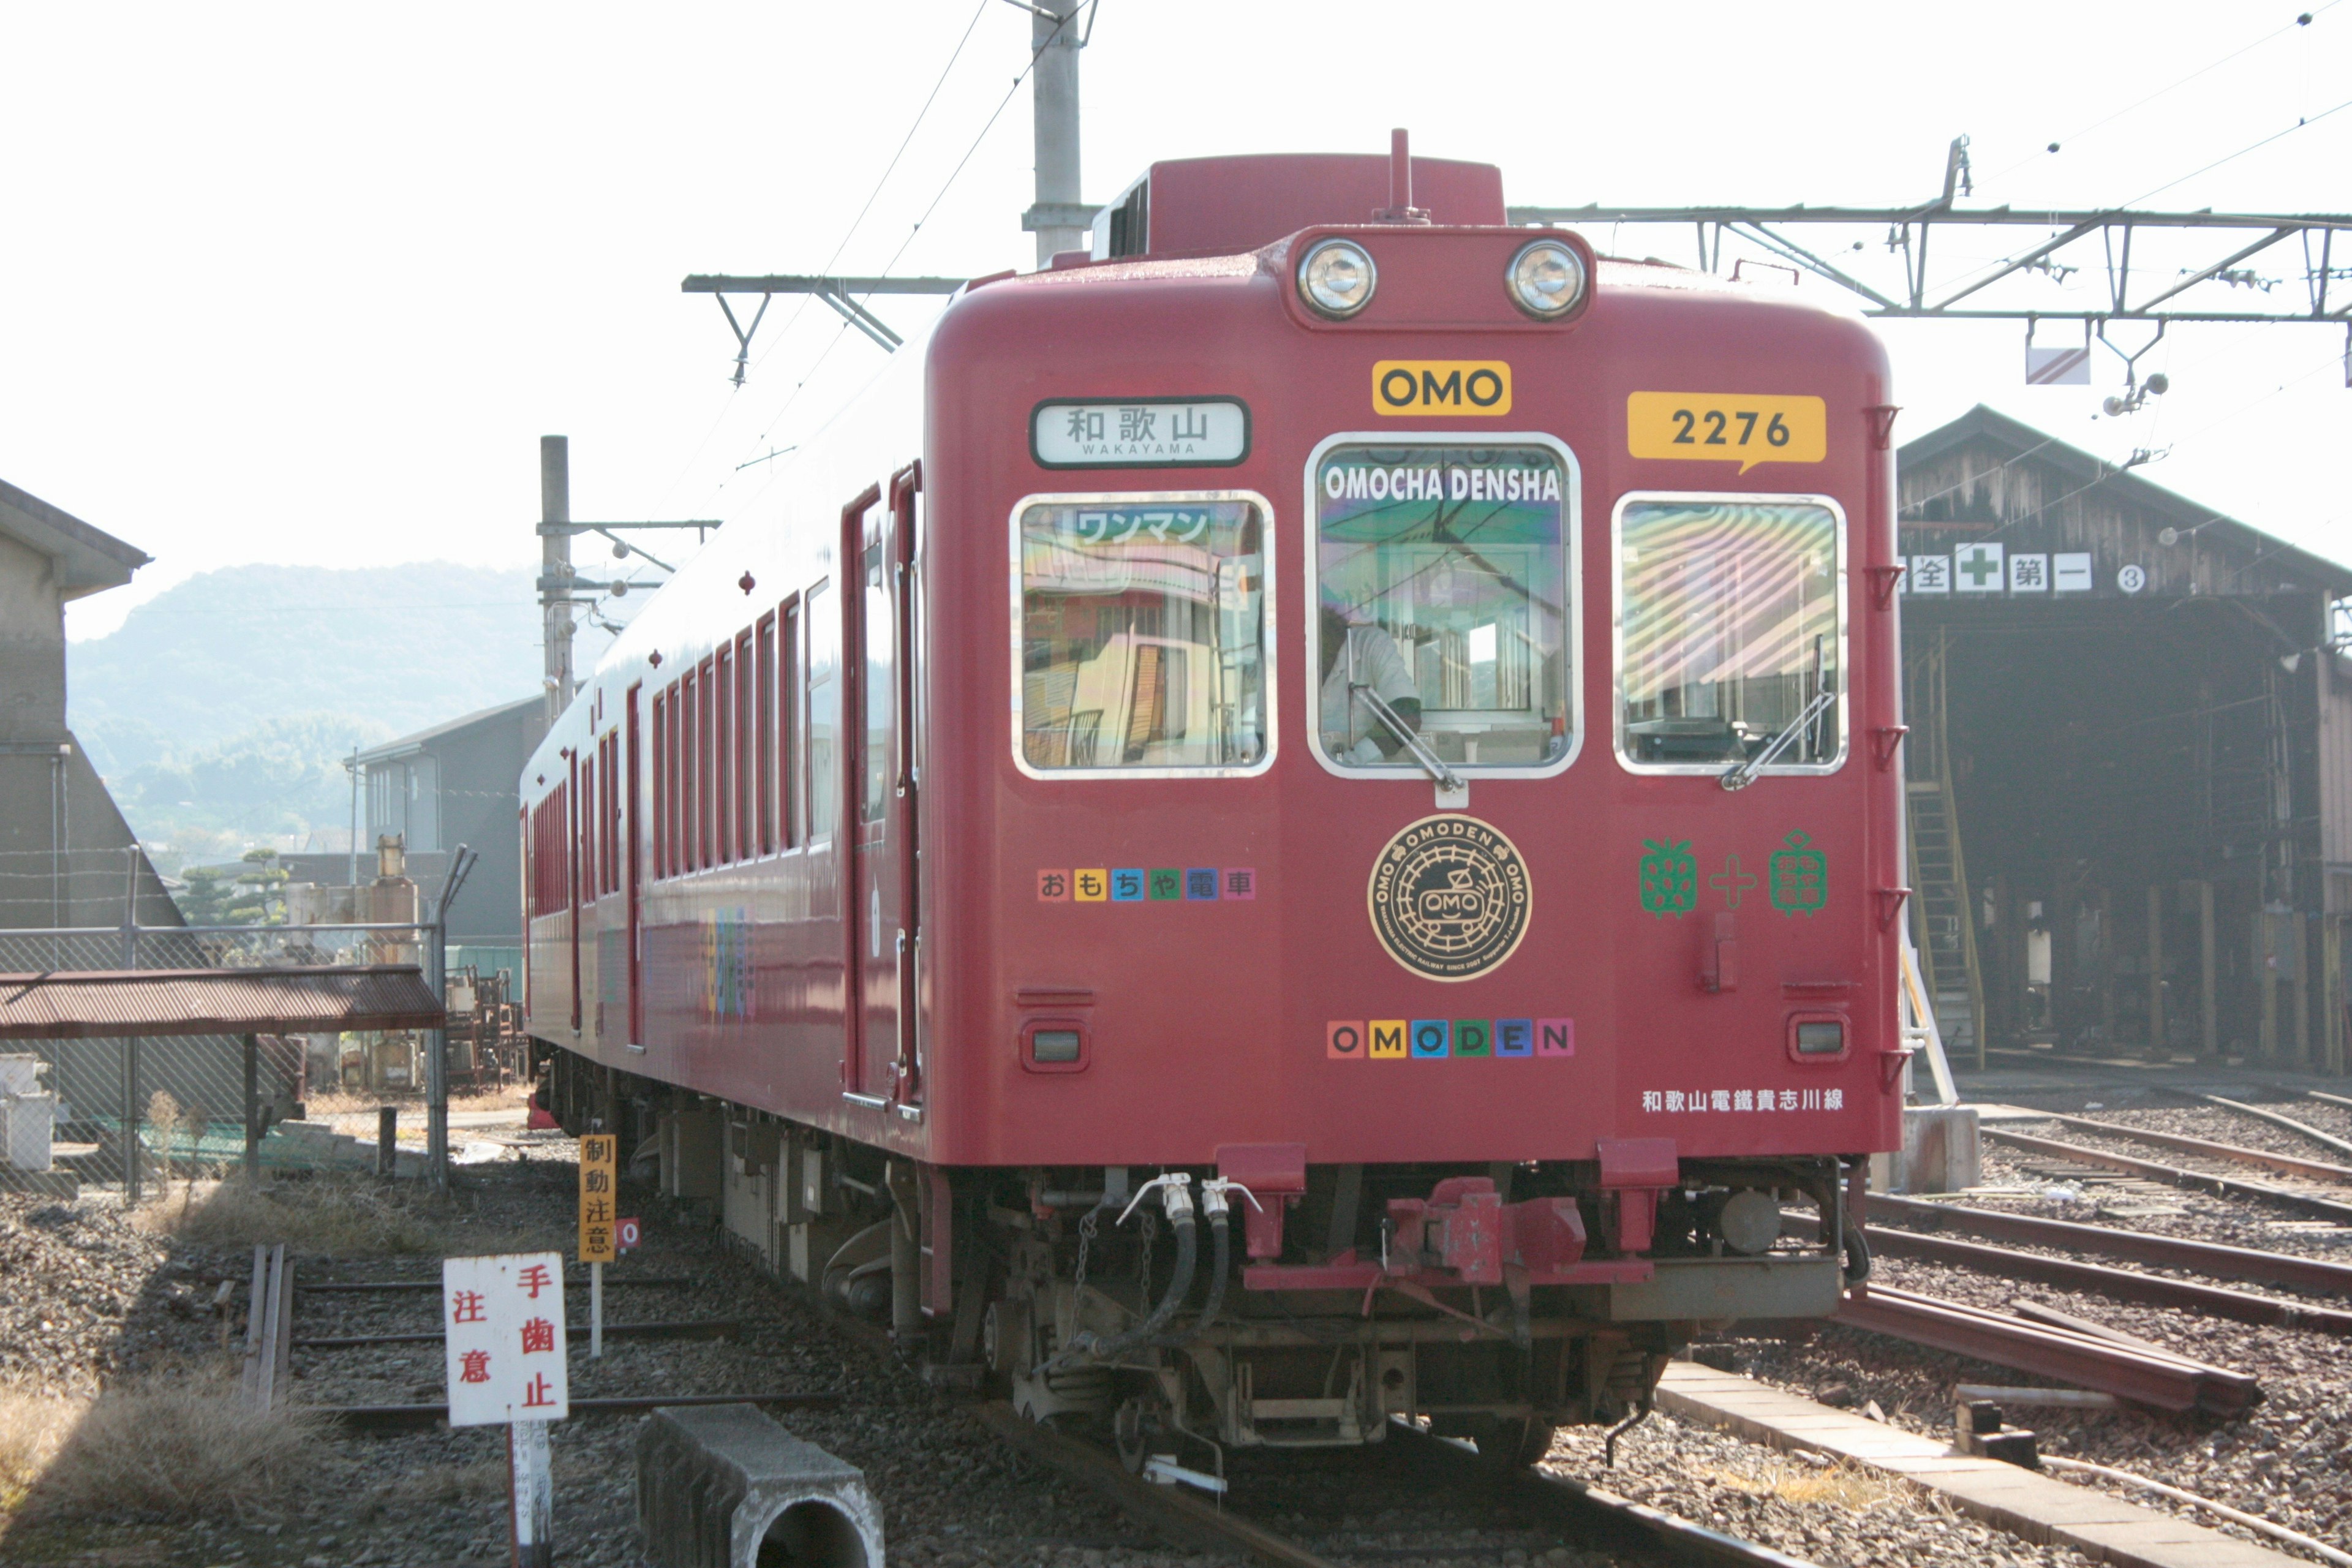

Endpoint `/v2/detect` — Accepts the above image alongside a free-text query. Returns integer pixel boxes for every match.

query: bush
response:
[136,1173,441,1256]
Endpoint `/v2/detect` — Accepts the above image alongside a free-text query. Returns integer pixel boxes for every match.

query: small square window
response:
[1031,1029,1082,1064]
[1795,1020,1845,1055]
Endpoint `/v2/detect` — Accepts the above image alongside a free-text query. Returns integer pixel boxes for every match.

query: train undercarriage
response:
[539,1045,1857,1471]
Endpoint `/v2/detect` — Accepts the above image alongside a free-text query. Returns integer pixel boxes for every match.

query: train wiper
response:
[1720,688,1837,791]
[1352,684,1463,793]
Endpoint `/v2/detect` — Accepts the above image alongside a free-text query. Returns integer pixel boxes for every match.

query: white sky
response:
[6,1,2346,647]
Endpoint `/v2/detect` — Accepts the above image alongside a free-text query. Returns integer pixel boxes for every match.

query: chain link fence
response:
[0,922,445,1198]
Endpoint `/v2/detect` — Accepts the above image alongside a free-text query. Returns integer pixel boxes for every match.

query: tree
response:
[174,865,239,925]
[231,848,290,926]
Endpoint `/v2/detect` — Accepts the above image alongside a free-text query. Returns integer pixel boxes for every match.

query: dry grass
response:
[0,1366,320,1523]
[1706,1455,1896,1510]
[132,1173,443,1256]
[303,1084,529,1120]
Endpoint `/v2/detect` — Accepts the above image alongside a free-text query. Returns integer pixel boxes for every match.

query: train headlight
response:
[1507,238,1586,319]
[1298,239,1377,318]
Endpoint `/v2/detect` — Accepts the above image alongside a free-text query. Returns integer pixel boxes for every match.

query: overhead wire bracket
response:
[681,275,967,382]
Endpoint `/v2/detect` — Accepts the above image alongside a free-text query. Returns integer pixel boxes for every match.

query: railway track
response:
[1981,1126,2352,1223]
[976,1400,1826,1568]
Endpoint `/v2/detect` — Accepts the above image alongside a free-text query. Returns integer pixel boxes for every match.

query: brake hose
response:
[1156,1191,1232,1347]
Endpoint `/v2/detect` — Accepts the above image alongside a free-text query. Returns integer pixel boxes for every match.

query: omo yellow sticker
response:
[1627,393,1826,472]
[1374,361,1512,417]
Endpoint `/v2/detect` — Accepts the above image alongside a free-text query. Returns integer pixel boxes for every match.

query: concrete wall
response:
[0,517,176,931]
[0,530,67,744]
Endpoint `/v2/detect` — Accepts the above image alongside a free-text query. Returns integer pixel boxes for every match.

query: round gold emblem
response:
[1366,814,1533,982]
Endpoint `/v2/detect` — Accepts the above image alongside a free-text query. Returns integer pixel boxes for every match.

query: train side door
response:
[845,474,916,1103]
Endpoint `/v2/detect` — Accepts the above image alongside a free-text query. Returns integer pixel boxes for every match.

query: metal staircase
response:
[1907,779,1987,1068]
[1902,628,1989,1071]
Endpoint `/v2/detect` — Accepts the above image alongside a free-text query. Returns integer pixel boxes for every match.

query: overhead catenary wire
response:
[692,0,1006,508]
[1980,6,2339,184]
[706,1,1099,520]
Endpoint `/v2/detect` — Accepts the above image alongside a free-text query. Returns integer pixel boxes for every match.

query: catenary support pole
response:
[540,436,573,731]
[1028,0,1087,266]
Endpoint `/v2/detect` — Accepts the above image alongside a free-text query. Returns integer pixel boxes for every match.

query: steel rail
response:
[1868,1193,2352,1294]
[297,1274,692,1294]
[294,1318,739,1350]
[2194,1094,2352,1161]
[2304,1089,2352,1114]
[1835,1285,2259,1415]
[1860,1226,2352,1335]
[972,1402,1336,1568]
[2038,1112,2352,1185]
[325,1390,843,1433]
[1982,1128,2352,1224]
[1389,1421,1829,1568]
[977,1399,1831,1568]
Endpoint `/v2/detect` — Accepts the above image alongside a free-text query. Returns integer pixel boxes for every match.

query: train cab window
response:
[1614,496,1846,775]
[1014,492,1272,776]
[806,581,840,842]
[1310,440,1577,776]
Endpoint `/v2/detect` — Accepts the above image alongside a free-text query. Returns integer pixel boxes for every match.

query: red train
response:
[524,136,1904,1469]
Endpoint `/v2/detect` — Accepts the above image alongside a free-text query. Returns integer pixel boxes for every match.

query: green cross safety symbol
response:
[1709,853,1758,909]
[1770,831,1828,916]
[1639,839,1698,918]
[1958,548,2000,587]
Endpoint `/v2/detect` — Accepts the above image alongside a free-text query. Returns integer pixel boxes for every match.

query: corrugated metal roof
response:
[0,965,446,1039]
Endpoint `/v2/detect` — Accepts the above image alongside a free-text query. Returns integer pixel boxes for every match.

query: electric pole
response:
[1022,0,1091,267]
[535,439,718,720]
[540,437,573,731]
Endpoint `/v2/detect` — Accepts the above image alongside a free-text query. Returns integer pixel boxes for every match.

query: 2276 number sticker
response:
[1626,393,1826,473]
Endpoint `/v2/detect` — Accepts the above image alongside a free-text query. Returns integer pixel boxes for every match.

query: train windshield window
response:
[1615,496,1845,772]
[1311,442,1576,775]
[1016,494,1271,775]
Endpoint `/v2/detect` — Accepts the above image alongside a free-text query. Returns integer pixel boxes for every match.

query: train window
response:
[734,630,755,860]
[806,582,839,842]
[1308,441,1578,777]
[1012,492,1272,776]
[755,616,776,855]
[698,656,718,868]
[715,644,736,863]
[780,599,801,848]
[862,537,894,821]
[1614,495,1846,775]
[650,694,667,880]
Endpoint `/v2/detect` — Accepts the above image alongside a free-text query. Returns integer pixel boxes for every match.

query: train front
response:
[920,148,1904,1465]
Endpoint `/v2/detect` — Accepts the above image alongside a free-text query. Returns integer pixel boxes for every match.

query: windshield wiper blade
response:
[1352,685,1464,793]
[1720,689,1838,791]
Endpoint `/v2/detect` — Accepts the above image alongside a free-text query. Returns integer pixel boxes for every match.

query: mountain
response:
[68,562,545,862]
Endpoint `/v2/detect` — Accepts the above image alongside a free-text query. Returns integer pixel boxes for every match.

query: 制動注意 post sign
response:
[442,1252,569,1425]
[1626,392,1826,473]
[578,1133,616,1263]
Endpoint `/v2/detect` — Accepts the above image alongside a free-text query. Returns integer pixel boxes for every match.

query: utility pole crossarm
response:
[680,276,968,294]
[1508,205,2352,230]
[680,276,968,376]
[1508,202,2352,327]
